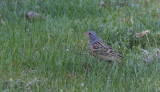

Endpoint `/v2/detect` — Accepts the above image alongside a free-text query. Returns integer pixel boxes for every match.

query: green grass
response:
[0,0,160,91]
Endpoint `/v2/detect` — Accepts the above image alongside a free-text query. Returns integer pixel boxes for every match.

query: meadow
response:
[0,0,160,91]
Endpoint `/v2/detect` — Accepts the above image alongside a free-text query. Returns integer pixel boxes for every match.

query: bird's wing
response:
[91,41,122,58]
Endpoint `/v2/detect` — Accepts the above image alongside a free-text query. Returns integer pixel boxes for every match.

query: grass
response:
[0,0,160,91]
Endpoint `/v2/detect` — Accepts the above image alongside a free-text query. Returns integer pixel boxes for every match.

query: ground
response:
[0,0,160,92]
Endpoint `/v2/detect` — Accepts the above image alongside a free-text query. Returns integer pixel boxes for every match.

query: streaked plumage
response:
[84,31,122,63]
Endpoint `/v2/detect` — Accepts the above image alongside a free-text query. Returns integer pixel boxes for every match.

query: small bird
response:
[84,31,122,63]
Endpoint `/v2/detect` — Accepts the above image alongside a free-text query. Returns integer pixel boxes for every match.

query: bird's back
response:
[90,41,122,63]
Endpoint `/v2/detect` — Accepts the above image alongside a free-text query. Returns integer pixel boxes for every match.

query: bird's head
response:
[84,31,102,48]
[84,31,99,41]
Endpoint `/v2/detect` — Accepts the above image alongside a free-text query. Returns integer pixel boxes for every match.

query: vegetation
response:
[0,0,160,91]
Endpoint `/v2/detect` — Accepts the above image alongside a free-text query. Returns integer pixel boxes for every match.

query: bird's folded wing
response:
[92,41,122,58]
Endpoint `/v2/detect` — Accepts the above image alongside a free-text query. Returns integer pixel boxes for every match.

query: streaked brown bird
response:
[84,31,122,63]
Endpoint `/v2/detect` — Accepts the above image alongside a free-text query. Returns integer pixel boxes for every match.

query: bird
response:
[84,31,122,63]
